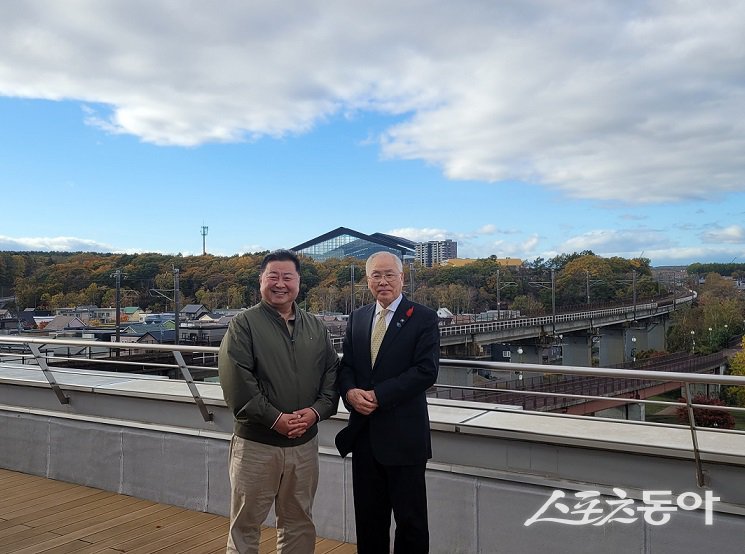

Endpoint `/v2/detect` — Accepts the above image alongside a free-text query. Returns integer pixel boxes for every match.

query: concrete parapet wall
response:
[2,363,745,553]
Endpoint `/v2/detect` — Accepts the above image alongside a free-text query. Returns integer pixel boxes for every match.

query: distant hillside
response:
[1,250,666,315]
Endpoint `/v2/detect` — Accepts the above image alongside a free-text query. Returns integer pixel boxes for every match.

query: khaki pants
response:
[226,435,319,554]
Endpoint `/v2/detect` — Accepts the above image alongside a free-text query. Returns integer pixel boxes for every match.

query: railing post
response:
[28,343,70,405]
[173,351,214,422]
[682,382,708,487]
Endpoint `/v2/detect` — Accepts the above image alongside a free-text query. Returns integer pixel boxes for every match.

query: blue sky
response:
[1,1,744,266]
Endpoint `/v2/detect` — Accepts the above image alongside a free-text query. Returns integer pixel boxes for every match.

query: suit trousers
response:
[227,435,319,554]
[351,427,429,554]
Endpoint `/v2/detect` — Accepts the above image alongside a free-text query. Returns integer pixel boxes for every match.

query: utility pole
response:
[350,264,355,313]
[111,269,126,355]
[174,268,180,345]
[201,225,209,255]
[409,262,416,298]
[115,270,121,344]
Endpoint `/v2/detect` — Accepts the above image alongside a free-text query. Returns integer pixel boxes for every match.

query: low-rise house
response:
[180,304,209,321]
[197,312,221,323]
[140,312,175,325]
[179,322,228,345]
[54,306,97,323]
[42,315,87,332]
[91,307,117,324]
[122,307,143,322]
[122,322,175,335]
[436,307,454,326]
[118,329,176,344]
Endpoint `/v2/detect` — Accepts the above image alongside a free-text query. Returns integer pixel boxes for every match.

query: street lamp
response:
[516,347,524,380]
[690,330,696,354]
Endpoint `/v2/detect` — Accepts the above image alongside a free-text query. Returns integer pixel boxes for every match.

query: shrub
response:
[676,394,735,429]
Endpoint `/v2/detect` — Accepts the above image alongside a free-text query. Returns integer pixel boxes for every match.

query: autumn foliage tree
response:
[676,394,736,429]
[726,336,745,407]
[0,250,676,316]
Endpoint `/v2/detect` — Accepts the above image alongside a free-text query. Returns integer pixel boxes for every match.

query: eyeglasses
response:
[368,272,400,283]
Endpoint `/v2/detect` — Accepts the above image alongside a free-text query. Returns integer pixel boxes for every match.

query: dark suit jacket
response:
[336,297,440,466]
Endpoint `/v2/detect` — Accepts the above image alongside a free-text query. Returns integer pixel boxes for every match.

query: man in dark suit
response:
[336,251,440,553]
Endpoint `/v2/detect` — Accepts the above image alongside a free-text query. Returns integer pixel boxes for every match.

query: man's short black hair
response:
[260,249,301,274]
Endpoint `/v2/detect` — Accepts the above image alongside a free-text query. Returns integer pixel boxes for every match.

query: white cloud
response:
[701,225,745,244]
[0,235,115,252]
[1,1,744,203]
[644,245,745,265]
[561,229,671,257]
[388,224,514,246]
[387,227,450,242]
[458,234,541,260]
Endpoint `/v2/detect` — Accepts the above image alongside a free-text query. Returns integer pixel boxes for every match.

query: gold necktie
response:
[370,308,389,366]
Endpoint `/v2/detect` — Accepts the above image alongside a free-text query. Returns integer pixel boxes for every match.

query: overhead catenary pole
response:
[495,269,517,320]
[632,270,637,322]
[551,268,556,337]
[497,269,501,320]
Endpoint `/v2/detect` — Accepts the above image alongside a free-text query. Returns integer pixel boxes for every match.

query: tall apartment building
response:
[415,239,457,267]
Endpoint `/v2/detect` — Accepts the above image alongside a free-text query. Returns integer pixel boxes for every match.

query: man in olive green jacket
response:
[219,250,339,554]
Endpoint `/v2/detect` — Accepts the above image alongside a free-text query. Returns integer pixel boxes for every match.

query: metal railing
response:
[1,332,742,487]
[0,335,220,422]
[435,357,745,486]
[444,351,730,412]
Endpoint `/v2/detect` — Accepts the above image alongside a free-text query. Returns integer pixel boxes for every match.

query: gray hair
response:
[365,251,403,275]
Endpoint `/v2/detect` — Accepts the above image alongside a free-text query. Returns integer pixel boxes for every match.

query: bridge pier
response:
[625,318,668,361]
[598,327,626,366]
[561,333,592,367]
[595,402,646,421]
[688,363,727,398]
[437,365,476,388]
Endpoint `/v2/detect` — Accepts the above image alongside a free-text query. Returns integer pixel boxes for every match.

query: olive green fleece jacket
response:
[218,300,339,447]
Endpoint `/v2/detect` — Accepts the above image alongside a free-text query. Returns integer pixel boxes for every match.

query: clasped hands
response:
[346,388,378,416]
[274,407,316,439]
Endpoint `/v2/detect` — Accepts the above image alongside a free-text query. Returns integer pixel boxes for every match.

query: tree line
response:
[1,250,669,315]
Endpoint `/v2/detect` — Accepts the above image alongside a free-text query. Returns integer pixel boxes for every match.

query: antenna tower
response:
[201,225,209,255]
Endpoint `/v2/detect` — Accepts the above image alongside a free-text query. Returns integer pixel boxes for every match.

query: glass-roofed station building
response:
[292,226,416,261]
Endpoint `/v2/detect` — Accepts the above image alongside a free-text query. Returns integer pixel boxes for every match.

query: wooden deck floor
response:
[0,469,356,554]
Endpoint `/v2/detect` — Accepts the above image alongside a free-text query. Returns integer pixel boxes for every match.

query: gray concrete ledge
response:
[2,363,745,553]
